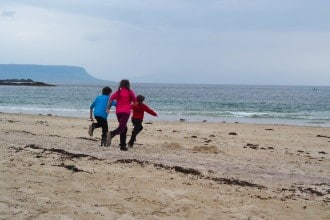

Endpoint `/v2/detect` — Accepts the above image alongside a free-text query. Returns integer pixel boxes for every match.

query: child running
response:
[128,95,158,148]
[106,79,137,151]
[89,86,116,146]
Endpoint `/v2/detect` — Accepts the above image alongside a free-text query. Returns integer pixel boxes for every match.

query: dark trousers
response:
[111,113,130,146]
[129,118,143,144]
[93,116,108,137]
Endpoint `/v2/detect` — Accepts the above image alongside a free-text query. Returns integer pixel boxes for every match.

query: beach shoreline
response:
[1,84,329,129]
[1,112,329,219]
[2,110,330,128]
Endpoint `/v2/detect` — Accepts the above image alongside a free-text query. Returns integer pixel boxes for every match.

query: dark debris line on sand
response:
[24,144,101,160]
[18,144,330,202]
[22,145,266,189]
[316,135,330,138]
[279,184,330,203]
[11,143,330,204]
[115,158,266,189]
[54,163,89,173]
[23,144,102,173]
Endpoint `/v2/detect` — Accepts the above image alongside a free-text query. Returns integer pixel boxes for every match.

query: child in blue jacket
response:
[89,86,116,146]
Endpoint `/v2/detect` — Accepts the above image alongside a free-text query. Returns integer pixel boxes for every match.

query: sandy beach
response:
[0,112,329,219]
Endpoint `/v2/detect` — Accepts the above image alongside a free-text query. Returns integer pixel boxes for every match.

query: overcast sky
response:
[1,0,329,85]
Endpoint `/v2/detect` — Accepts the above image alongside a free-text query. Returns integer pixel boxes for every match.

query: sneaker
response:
[101,135,106,146]
[88,124,94,136]
[120,146,128,151]
[105,132,113,147]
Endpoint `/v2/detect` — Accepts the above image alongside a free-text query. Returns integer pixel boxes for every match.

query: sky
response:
[0,0,330,85]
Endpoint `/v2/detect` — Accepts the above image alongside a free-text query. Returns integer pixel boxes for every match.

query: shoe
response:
[101,134,106,146]
[105,132,113,147]
[127,142,133,148]
[88,124,94,136]
[120,146,128,151]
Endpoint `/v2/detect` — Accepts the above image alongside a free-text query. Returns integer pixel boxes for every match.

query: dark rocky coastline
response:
[0,79,55,86]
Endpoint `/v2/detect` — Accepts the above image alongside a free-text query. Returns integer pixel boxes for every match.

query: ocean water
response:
[0,83,329,127]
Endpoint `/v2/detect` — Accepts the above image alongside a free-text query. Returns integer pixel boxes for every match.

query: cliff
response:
[0,64,107,84]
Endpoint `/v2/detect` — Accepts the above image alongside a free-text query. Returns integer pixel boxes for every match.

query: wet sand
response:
[0,113,329,219]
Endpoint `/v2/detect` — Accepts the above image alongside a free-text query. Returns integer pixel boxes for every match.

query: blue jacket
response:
[90,95,116,119]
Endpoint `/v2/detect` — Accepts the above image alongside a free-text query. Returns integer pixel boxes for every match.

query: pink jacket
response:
[110,88,136,114]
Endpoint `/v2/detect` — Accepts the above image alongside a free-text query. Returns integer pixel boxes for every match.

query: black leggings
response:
[93,116,108,137]
[129,118,143,144]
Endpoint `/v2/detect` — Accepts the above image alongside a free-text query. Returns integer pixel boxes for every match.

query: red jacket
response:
[132,103,157,120]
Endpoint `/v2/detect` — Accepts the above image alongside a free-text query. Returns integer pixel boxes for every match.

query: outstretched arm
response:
[89,100,96,121]
[89,109,94,121]
[144,104,158,117]
[106,100,113,113]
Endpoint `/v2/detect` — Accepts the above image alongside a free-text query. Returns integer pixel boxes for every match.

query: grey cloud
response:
[1,0,330,85]
[2,0,330,31]
[1,10,15,17]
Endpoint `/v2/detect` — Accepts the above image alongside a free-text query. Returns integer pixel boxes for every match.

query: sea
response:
[0,83,329,127]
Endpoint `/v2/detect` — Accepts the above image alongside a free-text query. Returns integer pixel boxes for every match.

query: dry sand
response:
[0,113,329,219]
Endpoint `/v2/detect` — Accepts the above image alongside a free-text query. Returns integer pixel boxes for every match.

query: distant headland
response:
[0,79,55,86]
[0,64,111,84]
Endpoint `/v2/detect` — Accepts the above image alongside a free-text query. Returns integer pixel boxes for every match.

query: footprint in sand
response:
[192,145,220,154]
[162,142,183,150]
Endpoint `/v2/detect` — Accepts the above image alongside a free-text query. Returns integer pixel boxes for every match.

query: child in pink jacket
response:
[106,79,136,151]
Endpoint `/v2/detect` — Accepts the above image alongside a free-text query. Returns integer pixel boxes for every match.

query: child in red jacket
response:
[128,95,157,148]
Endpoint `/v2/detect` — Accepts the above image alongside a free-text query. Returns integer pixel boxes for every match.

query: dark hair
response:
[102,86,112,95]
[137,95,145,103]
[118,79,130,90]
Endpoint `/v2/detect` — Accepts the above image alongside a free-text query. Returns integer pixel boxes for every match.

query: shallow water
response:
[0,83,329,127]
